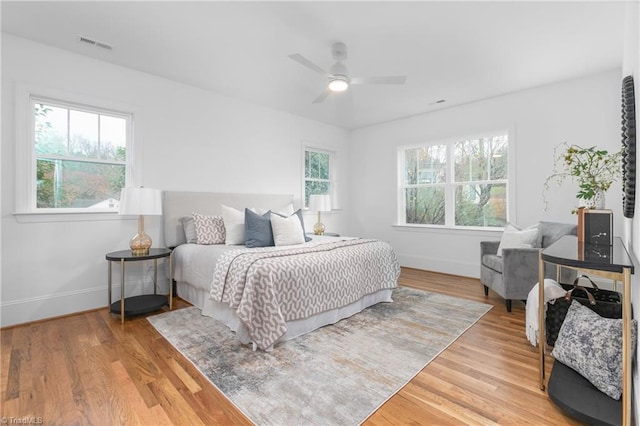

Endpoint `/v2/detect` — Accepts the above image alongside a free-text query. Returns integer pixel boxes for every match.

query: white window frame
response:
[302,146,336,209]
[396,129,515,230]
[14,84,137,219]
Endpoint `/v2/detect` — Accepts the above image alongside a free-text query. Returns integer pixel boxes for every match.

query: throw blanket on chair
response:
[526,279,568,346]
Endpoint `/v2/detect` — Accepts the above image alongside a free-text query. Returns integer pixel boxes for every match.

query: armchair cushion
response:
[497,223,539,256]
[482,254,503,274]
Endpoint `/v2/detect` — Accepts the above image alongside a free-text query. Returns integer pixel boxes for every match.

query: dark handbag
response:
[545,275,622,346]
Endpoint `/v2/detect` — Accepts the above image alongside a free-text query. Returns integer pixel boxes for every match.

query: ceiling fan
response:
[289,42,407,104]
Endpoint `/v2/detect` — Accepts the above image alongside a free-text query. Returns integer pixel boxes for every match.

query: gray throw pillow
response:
[551,300,637,400]
[245,209,274,248]
[180,216,197,244]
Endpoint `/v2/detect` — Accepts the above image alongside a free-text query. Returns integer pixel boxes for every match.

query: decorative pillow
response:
[245,209,274,248]
[191,213,225,245]
[221,205,246,245]
[273,209,311,242]
[270,212,305,246]
[179,216,198,244]
[497,223,539,256]
[551,300,637,400]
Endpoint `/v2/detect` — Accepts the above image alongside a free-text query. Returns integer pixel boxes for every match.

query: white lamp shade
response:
[309,194,332,212]
[119,187,163,215]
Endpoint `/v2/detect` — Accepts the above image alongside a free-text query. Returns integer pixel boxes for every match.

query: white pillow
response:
[221,205,246,245]
[497,223,539,256]
[270,213,305,246]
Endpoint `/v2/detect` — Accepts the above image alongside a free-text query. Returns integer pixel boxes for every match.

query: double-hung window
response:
[399,132,509,228]
[303,148,334,208]
[17,90,132,214]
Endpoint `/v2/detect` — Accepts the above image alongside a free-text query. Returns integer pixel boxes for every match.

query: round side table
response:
[106,248,173,323]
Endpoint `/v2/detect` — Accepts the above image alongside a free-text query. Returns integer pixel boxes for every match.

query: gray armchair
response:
[480,221,577,312]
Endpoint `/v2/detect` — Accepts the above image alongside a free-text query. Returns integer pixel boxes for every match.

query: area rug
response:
[147,287,492,425]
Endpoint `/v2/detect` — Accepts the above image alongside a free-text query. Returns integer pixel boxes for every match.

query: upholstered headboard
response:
[162,191,294,248]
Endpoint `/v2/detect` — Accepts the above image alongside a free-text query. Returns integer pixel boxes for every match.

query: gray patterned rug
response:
[148,287,492,426]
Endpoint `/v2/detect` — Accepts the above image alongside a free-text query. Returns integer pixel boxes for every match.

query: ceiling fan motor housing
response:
[331,42,348,61]
[330,61,349,82]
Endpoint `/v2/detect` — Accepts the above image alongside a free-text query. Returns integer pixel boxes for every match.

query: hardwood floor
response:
[1,268,582,425]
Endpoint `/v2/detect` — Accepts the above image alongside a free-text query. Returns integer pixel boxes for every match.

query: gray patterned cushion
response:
[192,213,226,245]
[551,300,637,400]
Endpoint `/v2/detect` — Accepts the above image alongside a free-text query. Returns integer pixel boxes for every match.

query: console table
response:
[538,235,634,426]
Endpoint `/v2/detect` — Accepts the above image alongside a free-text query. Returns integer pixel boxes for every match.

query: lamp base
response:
[313,211,325,235]
[130,232,152,256]
[313,222,325,235]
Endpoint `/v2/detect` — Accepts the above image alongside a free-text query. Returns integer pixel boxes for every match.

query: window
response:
[18,91,132,213]
[304,148,333,208]
[399,133,509,228]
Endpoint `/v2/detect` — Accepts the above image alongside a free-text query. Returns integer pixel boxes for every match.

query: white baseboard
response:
[397,253,479,279]
[1,285,107,327]
[1,277,171,328]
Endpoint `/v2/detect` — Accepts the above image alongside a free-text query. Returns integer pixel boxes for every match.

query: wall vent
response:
[78,35,112,50]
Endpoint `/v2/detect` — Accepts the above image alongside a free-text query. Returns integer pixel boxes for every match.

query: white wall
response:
[0,34,350,327]
[349,69,622,278]
[621,0,640,421]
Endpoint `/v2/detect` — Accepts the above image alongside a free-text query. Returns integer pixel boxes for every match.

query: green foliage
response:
[304,150,330,206]
[543,142,622,210]
[403,136,508,227]
[405,187,445,225]
[34,103,127,208]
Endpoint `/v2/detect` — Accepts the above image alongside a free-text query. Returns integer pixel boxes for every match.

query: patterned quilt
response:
[210,239,400,350]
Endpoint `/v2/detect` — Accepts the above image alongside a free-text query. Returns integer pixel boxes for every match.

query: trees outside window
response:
[399,134,509,228]
[32,99,130,210]
[304,148,333,208]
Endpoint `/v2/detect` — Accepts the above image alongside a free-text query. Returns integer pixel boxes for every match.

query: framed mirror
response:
[622,75,636,218]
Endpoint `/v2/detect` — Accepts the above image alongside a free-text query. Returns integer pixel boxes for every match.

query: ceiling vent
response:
[78,35,112,51]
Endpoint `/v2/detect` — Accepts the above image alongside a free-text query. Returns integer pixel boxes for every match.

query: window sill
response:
[392,223,504,237]
[13,211,133,223]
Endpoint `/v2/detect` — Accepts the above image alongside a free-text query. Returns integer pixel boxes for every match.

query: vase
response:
[593,190,606,209]
[579,190,606,209]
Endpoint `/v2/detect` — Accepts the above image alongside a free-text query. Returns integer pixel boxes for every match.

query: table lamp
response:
[309,194,332,235]
[118,187,163,256]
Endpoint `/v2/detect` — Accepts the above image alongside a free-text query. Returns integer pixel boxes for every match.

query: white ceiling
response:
[1,1,626,130]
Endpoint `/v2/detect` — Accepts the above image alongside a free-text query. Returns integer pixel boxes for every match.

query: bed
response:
[163,191,400,350]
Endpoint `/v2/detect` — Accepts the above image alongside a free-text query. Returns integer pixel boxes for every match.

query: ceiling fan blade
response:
[350,76,407,85]
[312,89,331,104]
[288,53,327,75]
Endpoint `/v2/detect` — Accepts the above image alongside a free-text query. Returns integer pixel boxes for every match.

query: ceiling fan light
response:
[328,77,349,92]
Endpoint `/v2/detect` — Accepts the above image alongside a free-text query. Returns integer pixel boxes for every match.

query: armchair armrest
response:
[501,247,541,300]
[480,240,500,256]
